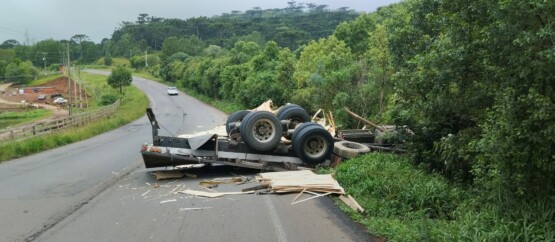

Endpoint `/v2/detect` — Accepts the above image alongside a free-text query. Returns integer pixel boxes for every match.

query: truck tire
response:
[276,104,310,130]
[292,124,334,165]
[226,110,251,134]
[333,141,371,159]
[240,111,282,152]
[291,122,321,142]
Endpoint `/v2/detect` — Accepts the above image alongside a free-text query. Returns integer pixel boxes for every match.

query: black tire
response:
[291,122,321,142]
[226,110,251,134]
[333,141,371,159]
[276,104,310,130]
[292,125,334,165]
[276,104,302,116]
[240,111,282,152]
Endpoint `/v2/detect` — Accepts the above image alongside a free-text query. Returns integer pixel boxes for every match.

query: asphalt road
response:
[0,72,371,242]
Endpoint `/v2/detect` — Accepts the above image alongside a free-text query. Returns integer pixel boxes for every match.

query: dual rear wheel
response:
[225,105,333,165]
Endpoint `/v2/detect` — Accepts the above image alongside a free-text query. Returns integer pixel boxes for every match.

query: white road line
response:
[264,196,288,242]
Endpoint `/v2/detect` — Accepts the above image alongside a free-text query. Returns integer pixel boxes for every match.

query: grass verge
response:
[0,74,148,162]
[333,153,555,241]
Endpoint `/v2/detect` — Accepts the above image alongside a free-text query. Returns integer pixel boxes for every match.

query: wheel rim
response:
[251,118,276,143]
[303,135,327,158]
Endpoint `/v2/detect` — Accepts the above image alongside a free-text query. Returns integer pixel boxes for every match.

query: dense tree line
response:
[104,3,359,57]
[149,0,554,205]
[0,35,105,83]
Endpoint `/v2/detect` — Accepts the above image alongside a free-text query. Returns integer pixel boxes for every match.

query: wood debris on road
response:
[179,207,213,212]
[199,177,247,187]
[257,170,345,194]
[160,199,177,204]
[178,189,254,198]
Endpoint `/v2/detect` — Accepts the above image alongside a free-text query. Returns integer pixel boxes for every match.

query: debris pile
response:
[256,170,345,194]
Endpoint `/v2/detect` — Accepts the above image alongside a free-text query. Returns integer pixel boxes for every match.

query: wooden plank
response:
[258,170,345,194]
[339,194,365,213]
[178,189,254,198]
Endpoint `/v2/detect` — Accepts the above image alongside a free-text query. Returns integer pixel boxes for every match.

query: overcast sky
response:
[0,0,400,44]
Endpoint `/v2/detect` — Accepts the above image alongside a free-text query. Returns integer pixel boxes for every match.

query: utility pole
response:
[67,43,72,116]
[73,64,78,111]
[145,50,148,67]
[42,52,47,75]
[78,68,82,109]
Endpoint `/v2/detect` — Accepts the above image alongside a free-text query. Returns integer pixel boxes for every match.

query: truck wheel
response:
[240,111,282,152]
[276,104,310,130]
[291,122,321,142]
[226,110,251,134]
[333,141,371,159]
[292,124,334,165]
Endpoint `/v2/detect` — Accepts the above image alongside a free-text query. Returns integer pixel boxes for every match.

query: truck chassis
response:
[141,108,308,171]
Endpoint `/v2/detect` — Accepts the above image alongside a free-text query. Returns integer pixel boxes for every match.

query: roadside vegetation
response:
[335,153,555,241]
[1,1,552,240]
[0,109,52,129]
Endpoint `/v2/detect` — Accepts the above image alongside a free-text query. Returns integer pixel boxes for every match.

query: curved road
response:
[0,72,371,241]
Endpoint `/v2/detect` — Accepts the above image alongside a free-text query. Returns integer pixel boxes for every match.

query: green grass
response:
[0,109,52,129]
[0,73,148,162]
[332,153,555,241]
[94,57,130,67]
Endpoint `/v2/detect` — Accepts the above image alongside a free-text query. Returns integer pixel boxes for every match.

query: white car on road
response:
[167,87,178,96]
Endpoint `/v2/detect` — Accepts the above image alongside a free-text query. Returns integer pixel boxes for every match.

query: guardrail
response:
[0,100,120,142]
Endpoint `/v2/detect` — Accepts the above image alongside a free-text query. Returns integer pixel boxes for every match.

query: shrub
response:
[104,54,113,66]
[99,94,117,105]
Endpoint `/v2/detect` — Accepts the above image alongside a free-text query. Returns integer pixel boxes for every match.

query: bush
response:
[104,55,113,66]
[99,94,117,105]
[334,153,555,241]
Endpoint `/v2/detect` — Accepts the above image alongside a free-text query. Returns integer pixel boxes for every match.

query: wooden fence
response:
[0,100,120,142]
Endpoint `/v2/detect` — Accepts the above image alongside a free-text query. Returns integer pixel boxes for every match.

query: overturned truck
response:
[140,104,355,171]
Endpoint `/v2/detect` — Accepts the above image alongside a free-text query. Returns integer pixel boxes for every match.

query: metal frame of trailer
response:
[140,108,306,171]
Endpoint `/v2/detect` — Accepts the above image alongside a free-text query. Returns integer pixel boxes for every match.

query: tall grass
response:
[334,153,555,241]
[0,109,52,129]
[0,75,148,162]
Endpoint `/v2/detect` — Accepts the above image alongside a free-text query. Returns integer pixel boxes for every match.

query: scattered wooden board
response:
[178,189,254,198]
[339,194,365,213]
[258,170,345,194]
[199,177,246,187]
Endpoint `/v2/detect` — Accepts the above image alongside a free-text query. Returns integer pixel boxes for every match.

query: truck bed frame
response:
[140,108,305,171]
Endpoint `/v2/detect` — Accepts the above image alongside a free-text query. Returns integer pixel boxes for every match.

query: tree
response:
[4,60,38,84]
[107,66,132,94]
[0,39,20,49]
[293,36,354,112]
[30,39,63,67]
[334,14,376,57]
[71,34,90,60]
[367,24,393,114]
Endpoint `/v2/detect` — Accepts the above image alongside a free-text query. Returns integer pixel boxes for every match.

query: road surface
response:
[0,71,371,241]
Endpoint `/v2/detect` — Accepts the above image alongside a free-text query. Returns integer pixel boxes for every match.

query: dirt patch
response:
[1,77,88,105]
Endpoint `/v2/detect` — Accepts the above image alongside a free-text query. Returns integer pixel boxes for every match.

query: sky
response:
[0,0,400,44]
